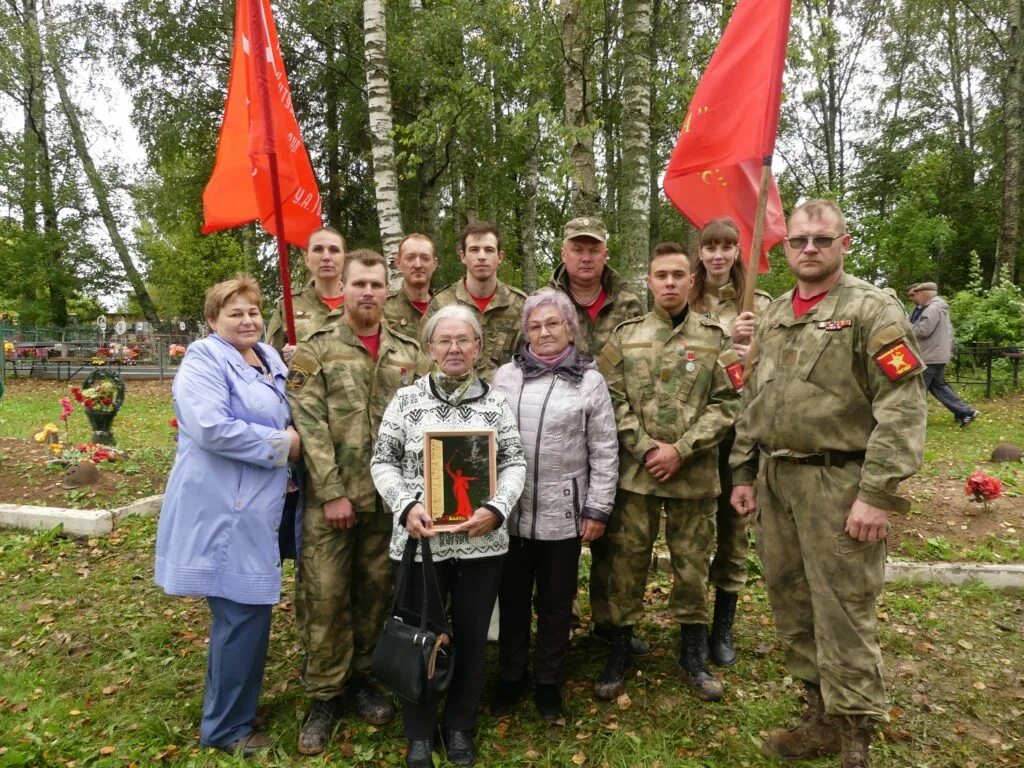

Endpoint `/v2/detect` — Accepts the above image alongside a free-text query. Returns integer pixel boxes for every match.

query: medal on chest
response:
[685,350,696,373]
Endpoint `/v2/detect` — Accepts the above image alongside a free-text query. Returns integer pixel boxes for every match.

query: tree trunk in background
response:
[363,0,403,283]
[41,0,159,325]
[618,0,652,283]
[602,0,618,221]
[562,0,600,216]
[325,27,343,231]
[646,0,661,246]
[520,113,541,293]
[997,0,1024,285]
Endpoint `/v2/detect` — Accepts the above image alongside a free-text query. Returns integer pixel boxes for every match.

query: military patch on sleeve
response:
[725,361,745,391]
[286,365,311,391]
[874,341,922,382]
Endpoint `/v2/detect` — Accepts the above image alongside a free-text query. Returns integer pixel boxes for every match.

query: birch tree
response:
[364,0,404,279]
[997,0,1024,283]
[562,0,600,215]
[618,0,652,281]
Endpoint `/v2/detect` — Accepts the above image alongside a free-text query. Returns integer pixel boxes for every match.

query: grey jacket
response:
[911,296,955,364]
[492,346,619,541]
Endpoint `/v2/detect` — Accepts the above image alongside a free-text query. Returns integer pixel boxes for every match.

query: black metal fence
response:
[948,344,1024,398]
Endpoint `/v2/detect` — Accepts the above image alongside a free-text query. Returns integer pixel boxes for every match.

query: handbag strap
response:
[417,538,451,636]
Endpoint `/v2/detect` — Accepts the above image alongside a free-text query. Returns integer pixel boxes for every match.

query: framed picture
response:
[423,429,497,529]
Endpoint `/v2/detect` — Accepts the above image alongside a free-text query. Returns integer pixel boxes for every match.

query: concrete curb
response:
[0,495,162,538]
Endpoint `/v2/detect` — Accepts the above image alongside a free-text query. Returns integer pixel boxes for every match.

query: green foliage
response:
[948,285,1024,346]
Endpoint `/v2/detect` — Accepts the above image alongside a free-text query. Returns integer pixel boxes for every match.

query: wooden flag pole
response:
[249,0,297,346]
[742,158,773,314]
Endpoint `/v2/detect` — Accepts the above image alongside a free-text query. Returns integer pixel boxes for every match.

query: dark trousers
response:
[399,555,504,740]
[923,363,973,420]
[200,597,272,747]
[709,433,750,593]
[498,536,582,686]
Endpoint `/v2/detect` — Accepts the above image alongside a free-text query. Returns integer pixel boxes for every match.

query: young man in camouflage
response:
[288,249,428,755]
[549,216,647,655]
[595,242,742,703]
[731,200,927,768]
[265,227,347,362]
[425,221,526,382]
[384,232,438,334]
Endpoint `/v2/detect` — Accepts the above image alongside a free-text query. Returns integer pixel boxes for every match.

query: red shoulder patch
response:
[874,341,921,382]
[726,361,744,391]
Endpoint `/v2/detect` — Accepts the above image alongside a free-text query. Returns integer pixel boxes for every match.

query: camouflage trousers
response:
[709,432,751,593]
[756,456,888,720]
[606,490,716,627]
[297,496,393,700]
[587,534,613,626]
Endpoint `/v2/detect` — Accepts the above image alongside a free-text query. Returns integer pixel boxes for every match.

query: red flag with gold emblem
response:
[201,0,321,247]
[662,0,791,272]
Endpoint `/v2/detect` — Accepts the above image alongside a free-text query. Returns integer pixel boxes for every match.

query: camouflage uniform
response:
[551,263,644,627]
[287,318,428,700]
[549,264,646,356]
[383,288,430,337]
[265,280,344,354]
[425,279,526,382]
[597,307,741,626]
[698,284,773,594]
[731,272,927,719]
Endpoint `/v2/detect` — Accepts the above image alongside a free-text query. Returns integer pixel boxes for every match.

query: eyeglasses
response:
[785,235,844,250]
[526,320,565,335]
[431,337,477,351]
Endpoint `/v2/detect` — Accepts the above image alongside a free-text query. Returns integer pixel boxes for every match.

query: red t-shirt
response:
[321,295,345,311]
[357,331,381,361]
[467,280,495,313]
[792,290,829,318]
[583,287,607,323]
[411,299,430,315]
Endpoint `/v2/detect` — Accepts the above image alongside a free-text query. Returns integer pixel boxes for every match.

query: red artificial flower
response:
[59,413,69,422]
[168,417,179,429]
[84,399,95,409]
[102,397,113,406]
[965,471,1004,502]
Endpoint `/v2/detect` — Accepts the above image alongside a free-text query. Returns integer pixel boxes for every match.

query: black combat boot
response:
[679,624,724,701]
[708,589,738,666]
[593,625,632,700]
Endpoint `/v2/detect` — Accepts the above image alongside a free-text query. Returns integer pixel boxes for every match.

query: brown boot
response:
[839,715,875,768]
[761,682,841,759]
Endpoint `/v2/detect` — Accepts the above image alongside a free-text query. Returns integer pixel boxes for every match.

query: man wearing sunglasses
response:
[907,282,980,428]
[730,200,927,768]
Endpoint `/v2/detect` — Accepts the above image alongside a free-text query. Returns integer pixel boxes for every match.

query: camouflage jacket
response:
[730,272,927,512]
[265,280,344,354]
[383,288,430,337]
[550,264,645,356]
[287,318,429,511]
[696,284,773,334]
[597,306,742,499]
[425,279,527,382]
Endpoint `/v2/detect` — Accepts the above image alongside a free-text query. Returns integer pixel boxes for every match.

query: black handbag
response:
[371,537,454,706]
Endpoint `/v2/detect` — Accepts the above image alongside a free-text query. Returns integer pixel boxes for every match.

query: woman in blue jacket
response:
[155,274,301,755]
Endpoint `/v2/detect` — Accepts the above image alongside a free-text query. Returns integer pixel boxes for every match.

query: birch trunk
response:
[520,114,541,293]
[618,0,652,283]
[562,0,600,215]
[997,0,1024,285]
[363,0,403,282]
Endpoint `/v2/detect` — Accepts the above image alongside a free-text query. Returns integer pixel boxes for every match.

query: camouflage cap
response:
[563,216,609,243]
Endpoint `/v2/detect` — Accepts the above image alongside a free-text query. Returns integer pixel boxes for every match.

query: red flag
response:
[202,0,321,247]
[662,0,791,272]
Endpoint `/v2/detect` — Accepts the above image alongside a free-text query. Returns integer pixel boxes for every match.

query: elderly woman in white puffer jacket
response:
[490,287,619,721]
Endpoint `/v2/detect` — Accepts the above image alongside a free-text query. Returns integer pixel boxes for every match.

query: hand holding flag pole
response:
[663,0,792,313]
[202,0,323,346]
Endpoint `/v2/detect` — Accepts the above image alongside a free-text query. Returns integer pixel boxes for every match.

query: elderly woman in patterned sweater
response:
[371,304,526,768]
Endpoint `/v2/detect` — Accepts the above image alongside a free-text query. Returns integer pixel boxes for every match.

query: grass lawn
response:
[1,516,1022,767]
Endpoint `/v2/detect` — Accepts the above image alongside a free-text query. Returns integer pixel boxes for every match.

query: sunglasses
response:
[784,235,844,250]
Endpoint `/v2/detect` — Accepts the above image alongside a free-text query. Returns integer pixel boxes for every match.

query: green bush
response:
[948,285,1024,346]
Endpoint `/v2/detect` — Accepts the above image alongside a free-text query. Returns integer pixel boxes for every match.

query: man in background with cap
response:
[908,282,980,428]
[550,216,646,654]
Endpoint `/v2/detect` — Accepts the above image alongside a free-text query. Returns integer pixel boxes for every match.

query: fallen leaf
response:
[99,746,115,756]
[102,685,119,695]
[616,692,632,711]
[974,681,987,690]
[525,749,542,760]
[572,750,586,765]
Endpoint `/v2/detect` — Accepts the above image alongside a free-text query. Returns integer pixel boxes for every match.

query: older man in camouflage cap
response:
[288,249,428,755]
[550,215,646,654]
[595,241,741,703]
[731,200,927,768]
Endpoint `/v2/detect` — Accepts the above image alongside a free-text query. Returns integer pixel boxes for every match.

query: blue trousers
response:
[923,363,973,420]
[200,597,273,748]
